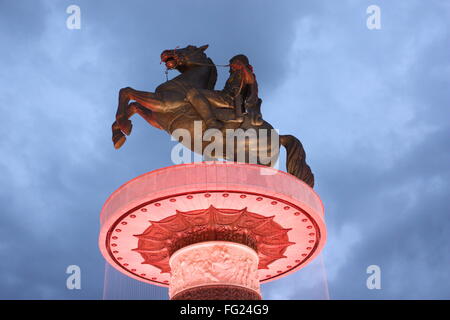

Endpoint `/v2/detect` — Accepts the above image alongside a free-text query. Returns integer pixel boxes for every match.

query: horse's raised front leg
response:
[131,102,163,130]
[112,102,163,149]
[116,87,164,135]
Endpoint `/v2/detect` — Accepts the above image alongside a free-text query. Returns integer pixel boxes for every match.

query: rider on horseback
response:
[186,54,263,129]
[113,44,314,187]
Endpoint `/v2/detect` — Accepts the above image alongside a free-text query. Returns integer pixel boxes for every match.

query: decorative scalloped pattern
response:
[134,205,295,273]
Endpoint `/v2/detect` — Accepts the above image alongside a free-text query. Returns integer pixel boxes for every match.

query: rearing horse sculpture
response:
[113,44,314,187]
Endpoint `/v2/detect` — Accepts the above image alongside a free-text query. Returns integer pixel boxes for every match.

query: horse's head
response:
[161,44,209,72]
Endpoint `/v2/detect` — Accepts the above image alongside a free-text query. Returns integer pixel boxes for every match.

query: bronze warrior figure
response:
[185,54,263,129]
[112,44,314,187]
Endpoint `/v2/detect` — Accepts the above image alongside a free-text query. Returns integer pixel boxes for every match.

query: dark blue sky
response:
[0,0,449,299]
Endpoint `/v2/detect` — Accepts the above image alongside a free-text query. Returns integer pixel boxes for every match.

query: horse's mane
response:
[205,57,217,90]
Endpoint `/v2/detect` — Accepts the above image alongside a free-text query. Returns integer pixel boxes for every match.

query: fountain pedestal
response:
[99,162,326,300]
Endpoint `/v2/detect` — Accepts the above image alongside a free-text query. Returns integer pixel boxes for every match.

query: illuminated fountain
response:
[99,162,326,299]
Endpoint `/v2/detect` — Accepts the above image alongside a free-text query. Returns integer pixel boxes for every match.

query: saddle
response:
[214,98,263,126]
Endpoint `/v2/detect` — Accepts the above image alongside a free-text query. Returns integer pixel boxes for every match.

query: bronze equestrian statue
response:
[112,44,314,187]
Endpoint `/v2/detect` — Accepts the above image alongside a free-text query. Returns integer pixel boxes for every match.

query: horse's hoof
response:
[119,119,133,135]
[113,132,126,149]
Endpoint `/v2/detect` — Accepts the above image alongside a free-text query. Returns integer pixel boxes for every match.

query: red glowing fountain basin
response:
[99,162,326,287]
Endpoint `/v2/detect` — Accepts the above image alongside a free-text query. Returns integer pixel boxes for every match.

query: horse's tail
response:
[280,134,314,188]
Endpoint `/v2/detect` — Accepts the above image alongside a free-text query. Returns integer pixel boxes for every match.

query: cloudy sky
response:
[0,0,449,299]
